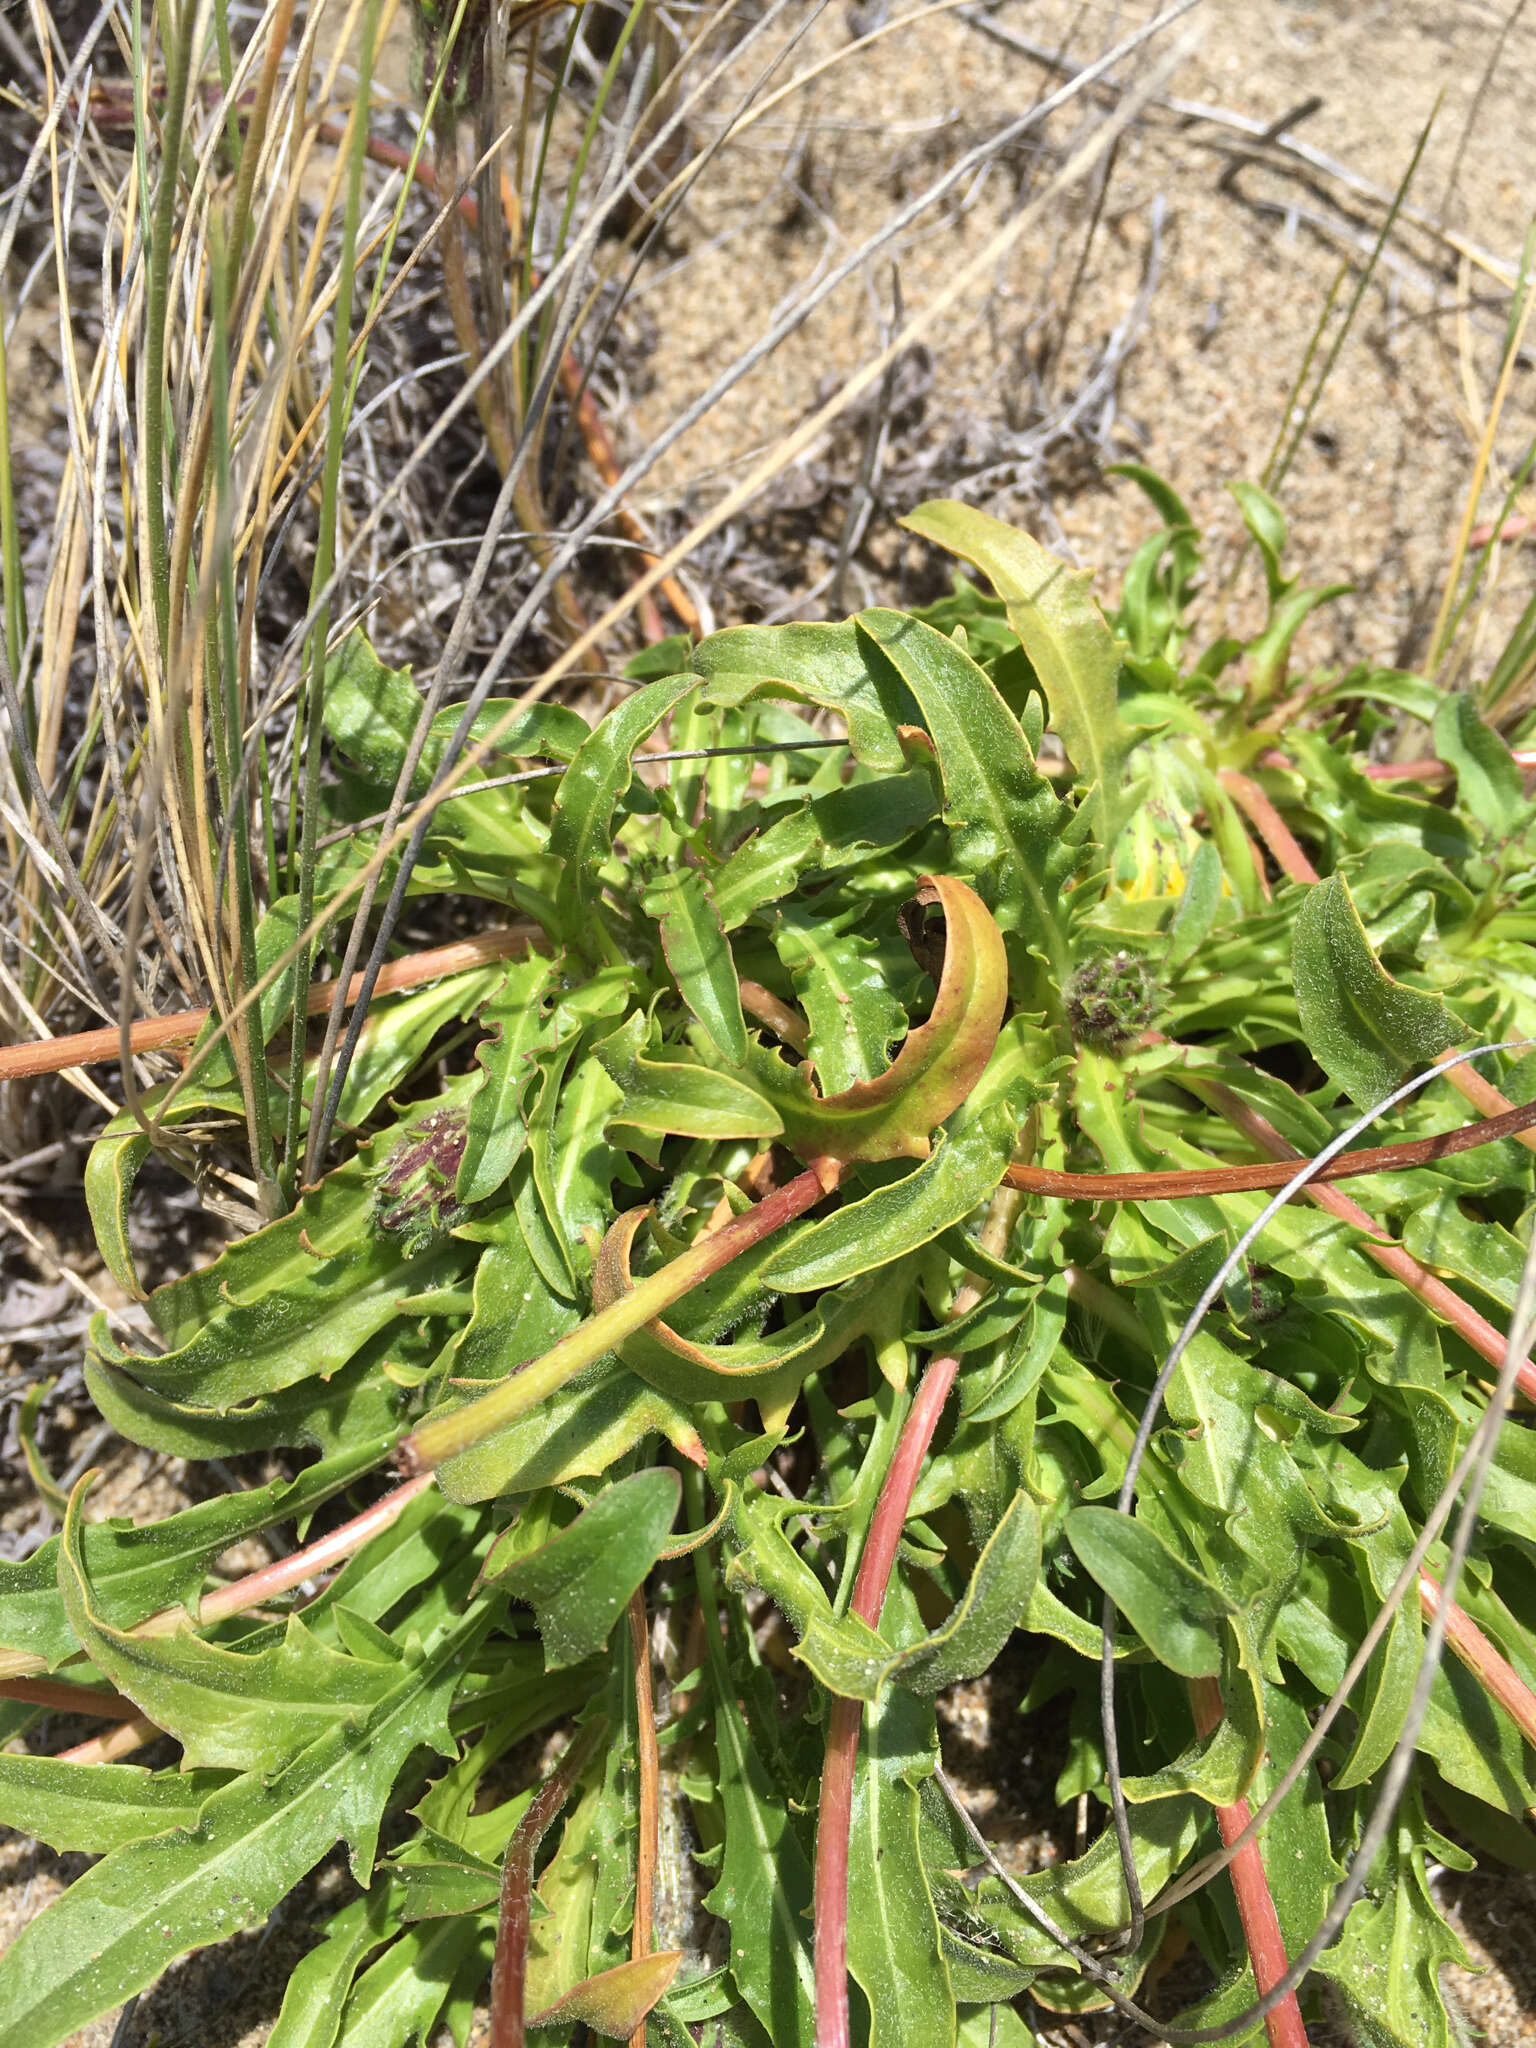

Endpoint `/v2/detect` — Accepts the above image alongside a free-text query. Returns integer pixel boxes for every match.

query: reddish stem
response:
[1420,1571,1536,1757]
[1469,514,1534,548]
[1190,1678,1311,2048]
[1002,1090,1536,1201]
[489,1720,607,2048]
[1218,769,1317,887]
[738,978,811,1050]
[628,1590,659,2048]
[0,928,537,1080]
[1184,1072,1536,1400]
[1431,1046,1536,1159]
[813,1350,961,2048]
[0,1474,432,1687]
[0,1678,143,1719]
[192,1473,434,1627]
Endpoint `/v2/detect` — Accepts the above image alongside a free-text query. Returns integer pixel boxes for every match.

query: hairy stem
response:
[0,926,539,1080]
[1190,1678,1311,2048]
[489,1718,607,2048]
[400,1158,843,1473]
[1420,1570,1536,1757]
[628,1589,659,2048]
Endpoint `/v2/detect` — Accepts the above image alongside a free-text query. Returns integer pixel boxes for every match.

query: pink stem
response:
[813,1351,961,2048]
[56,1714,160,1764]
[1218,769,1318,887]
[1191,1679,1311,2048]
[187,1473,435,1628]
[489,1721,606,2048]
[0,927,538,1080]
[1419,1571,1536,1755]
[1194,1078,1536,1401]
[0,1678,143,1718]
[34,1477,435,1764]
[0,1473,433,1689]
[1470,514,1534,548]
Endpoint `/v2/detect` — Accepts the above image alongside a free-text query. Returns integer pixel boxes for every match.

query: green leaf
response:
[773,906,905,1094]
[704,1691,817,2047]
[1064,1508,1234,1678]
[1433,690,1523,837]
[645,867,749,1064]
[901,500,1128,831]
[394,1850,499,1920]
[1109,464,1201,661]
[0,1435,388,1670]
[434,1353,704,1504]
[97,1149,467,1407]
[455,954,557,1204]
[530,1952,683,2037]
[437,1211,581,1385]
[711,769,940,931]
[846,1681,956,2048]
[1292,873,1466,1106]
[741,873,1010,1164]
[533,1047,626,1288]
[330,1909,494,2045]
[1317,1790,1473,2048]
[0,1756,229,1854]
[266,1885,402,2048]
[84,1080,248,1300]
[1246,580,1355,699]
[0,1600,486,2048]
[854,611,1076,981]
[1166,837,1225,975]
[797,1491,1040,1700]
[57,1480,401,1773]
[332,969,503,1130]
[480,1469,681,1668]
[592,1012,782,1142]
[549,672,698,950]
[594,1214,876,1428]
[763,1092,1026,1293]
[961,1274,1069,1425]
[1333,1538,1422,1791]
[691,621,906,771]
[1228,481,1291,604]
[940,1794,1202,1974]
[82,1340,407,1459]
[324,630,585,794]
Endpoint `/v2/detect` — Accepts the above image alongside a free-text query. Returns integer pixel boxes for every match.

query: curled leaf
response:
[747,874,1008,1163]
[592,1209,877,1429]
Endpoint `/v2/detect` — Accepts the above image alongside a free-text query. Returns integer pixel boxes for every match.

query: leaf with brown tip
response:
[743,875,1008,1163]
[526,1951,682,2038]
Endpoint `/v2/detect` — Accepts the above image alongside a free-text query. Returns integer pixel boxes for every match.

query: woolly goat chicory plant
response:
[4,489,1536,2048]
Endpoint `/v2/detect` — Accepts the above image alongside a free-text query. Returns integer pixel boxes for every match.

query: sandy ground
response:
[3,1,1536,2042]
[620,0,1535,682]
